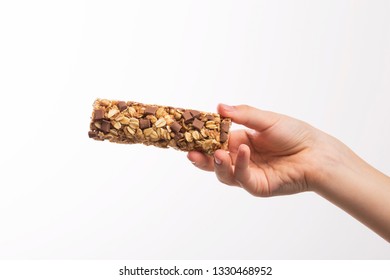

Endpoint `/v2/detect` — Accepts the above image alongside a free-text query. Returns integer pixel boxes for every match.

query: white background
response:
[0,0,389,259]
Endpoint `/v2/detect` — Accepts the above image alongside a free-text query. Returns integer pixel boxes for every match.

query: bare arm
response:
[188,104,390,242]
[311,134,390,242]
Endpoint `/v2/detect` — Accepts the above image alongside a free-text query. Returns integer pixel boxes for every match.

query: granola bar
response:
[88,99,231,154]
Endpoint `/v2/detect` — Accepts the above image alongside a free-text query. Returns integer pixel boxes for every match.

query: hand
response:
[188,104,390,242]
[188,104,323,196]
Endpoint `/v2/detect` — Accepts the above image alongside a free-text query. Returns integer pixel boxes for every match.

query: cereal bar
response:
[88,99,231,154]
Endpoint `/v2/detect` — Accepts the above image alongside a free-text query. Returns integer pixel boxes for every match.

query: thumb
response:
[217,104,281,132]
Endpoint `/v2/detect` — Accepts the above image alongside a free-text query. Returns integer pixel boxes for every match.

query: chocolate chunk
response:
[100,120,111,134]
[183,111,193,122]
[93,109,105,120]
[206,114,214,121]
[220,132,228,143]
[88,131,97,138]
[221,122,230,133]
[117,101,127,111]
[174,132,183,141]
[139,118,151,129]
[170,121,182,133]
[145,106,158,115]
[190,110,201,119]
[192,118,204,130]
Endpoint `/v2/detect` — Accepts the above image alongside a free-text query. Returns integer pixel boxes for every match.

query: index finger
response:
[218,104,281,132]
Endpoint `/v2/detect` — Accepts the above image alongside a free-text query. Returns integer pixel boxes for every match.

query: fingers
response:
[187,150,239,187]
[213,146,257,190]
[233,144,252,187]
[213,150,237,186]
[188,147,258,192]
[187,150,238,186]
[187,151,214,171]
[218,103,281,132]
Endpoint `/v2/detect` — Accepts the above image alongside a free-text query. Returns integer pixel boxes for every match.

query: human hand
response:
[188,104,325,197]
[188,104,390,241]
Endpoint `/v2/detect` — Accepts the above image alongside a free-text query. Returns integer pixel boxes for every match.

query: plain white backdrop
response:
[0,0,389,259]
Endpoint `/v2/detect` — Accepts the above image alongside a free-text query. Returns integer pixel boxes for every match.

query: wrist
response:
[306,132,363,193]
[306,132,390,242]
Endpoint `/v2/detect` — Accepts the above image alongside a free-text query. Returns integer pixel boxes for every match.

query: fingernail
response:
[214,156,222,165]
[219,103,235,112]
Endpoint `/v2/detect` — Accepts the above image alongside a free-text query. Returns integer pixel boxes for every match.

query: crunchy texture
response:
[88,99,231,154]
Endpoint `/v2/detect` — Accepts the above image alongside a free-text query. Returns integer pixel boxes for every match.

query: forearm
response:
[310,136,390,242]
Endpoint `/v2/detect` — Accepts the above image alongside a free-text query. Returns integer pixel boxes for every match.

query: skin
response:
[188,104,390,242]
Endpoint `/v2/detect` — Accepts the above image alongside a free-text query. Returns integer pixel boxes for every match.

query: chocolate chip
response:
[192,118,204,130]
[117,101,127,111]
[93,109,104,120]
[220,132,228,142]
[221,122,230,133]
[183,111,193,122]
[145,106,158,115]
[190,110,201,119]
[100,120,111,134]
[170,121,182,133]
[139,118,151,129]
[88,131,97,138]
